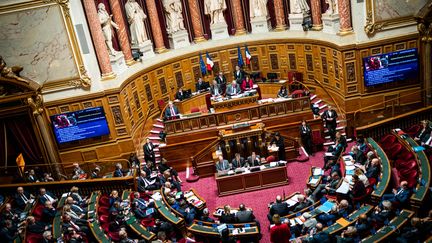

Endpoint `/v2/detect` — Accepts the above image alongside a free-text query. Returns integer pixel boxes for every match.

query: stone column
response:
[337,0,353,35]
[188,0,206,42]
[109,0,135,65]
[274,0,287,31]
[231,0,246,35]
[145,0,167,53]
[310,0,323,30]
[419,22,432,105]
[82,0,115,79]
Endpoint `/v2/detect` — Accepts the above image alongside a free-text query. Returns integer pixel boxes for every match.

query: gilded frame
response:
[0,0,90,93]
[364,0,426,36]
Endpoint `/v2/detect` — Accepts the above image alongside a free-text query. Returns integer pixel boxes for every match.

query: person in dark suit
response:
[324,137,345,169]
[200,208,215,222]
[215,71,227,93]
[271,132,286,161]
[225,80,241,96]
[14,187,33,210]
[336,132,347,148]
[364,158,380,179]
[277,86,289,98]
[26,169,39,183]
[215,156,229,172]
[290,195,312,213]
[164,101,180,120]
[349,175,366,201]
[240,75,254,91]
[235,204,255,223]
[336,226,358,243]
[159,158,182,183]
[42,230,54,243]
[415,120,431,143]
[2,203,20,226]
[350,145,366,164]
[220,205,236,224]
[26,216,48,234]
[311,172,341,202]
[143,137,155,165]
[355,214,370,238]
[300,120,313,155]
[113,163,124,177]
[322,105,338,140]
[38,188,58,206]
[41,201,57,225]
[268,195,289,223]
[65,197,87,215]
[303,223,330,243]
[369,201,394,225]
[233,65,246,85]
[382,181,411,205]
[210,80,222,97]
[231,153,245,169]
[0,220,18,243]
[137,171,159,192]
[195,78,209,92]
[175,87,186,101]
[246,152,260,167]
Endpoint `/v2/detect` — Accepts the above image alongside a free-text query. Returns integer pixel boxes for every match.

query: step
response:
[319,104,328,110]
[150,130,160,134]
[324,133,346,140]
[324,126,345,133]
[148,136,160,140]
[156,118,163,122]
[314,99,322,105]
[336,120,346,124]
[153,124,164,129]
[154,148,159,152]
[155,154,160,158]
[310,94,317,100]
[324,141,335,146]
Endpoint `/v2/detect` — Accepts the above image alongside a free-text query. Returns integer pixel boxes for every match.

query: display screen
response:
[363,48,419,87]
[51,107,110,144]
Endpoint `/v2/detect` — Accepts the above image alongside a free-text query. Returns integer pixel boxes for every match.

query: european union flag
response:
[199,53,207,75]
[237,46,244,67]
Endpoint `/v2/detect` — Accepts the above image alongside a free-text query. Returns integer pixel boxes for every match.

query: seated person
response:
[131,201,147,219]
[137,171,160,192]
[235,204,255,223]
[421,130,432,148]
[159,158,182,183]
[63,205,87,225]
[159,171,181,192]
[289,195,312,213]
[356,137,368,153]
[61,214,90,236]
[220,205,236,224]
[310,172,341,202]
[246,152,261,167]
[349,174,366,201]
[323,137,345,170]
[354,168,369,187]
[200,208,215,222]
[195,78,209,93]
[303,223,330,243]
[318,200,351,224]
[65,197,87,215]
[176,199,196,224]
[2,203,20,226]
[396,217,422,243]
[301,212,318,235]
[268,195,289,223]
[336,132,347,148]
[68,186,88,207]
[231,153,245,169]
[72,163,86,180]
[0,220,19,242]
[226,80,241,96]
[91,166,101,179]
[368,200,394,226]
[215,156,229,172]
[414,120,431,142]
[132,192,151,210]
[38,187,58,206]
[175,87,187,101]
[164,101,180,120]
[210,79,222,97]
[277,86,289,98]
[26,169,39,183]
[119,229,139,243]
[355,214,371,238]
[109,190,122,206]
[113,163,125,177]
[363,158,380,179]
[336,226,358,243]
[14,186,33,210]
[26,216,49,234]
[240,75,254,92]
[42,231,54,243]
[350,145,366,165]
[382,181,411,205]
[41,201,57,225]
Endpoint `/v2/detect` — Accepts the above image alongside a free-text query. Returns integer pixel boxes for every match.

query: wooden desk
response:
[215,165,288,196]
[211,94,259,112]
[257,81,287,99]
[174,92,208,114]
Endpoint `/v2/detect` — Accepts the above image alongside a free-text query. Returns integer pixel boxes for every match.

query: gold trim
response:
[274,24,287,31]
[312,24,323,31]
[101,72,117,80]
[155,47,169,53]
[42,0,69,17]
[234,29,247,36]
[125,59,137,66]
[194,36,207,43]
[338,27,354,36]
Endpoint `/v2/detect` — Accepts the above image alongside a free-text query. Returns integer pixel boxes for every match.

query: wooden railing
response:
[356,106,432,139]
[313,79,346,119]
[190,138,220,175]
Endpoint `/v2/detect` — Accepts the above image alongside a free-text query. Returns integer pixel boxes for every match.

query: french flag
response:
[206,52,214,71]
[245,45,252,65]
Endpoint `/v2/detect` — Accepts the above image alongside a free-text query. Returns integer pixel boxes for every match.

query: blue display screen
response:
[51,107,110,144]
[363,48,418,87]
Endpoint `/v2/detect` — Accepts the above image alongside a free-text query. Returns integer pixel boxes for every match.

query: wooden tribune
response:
[215,165,288,196]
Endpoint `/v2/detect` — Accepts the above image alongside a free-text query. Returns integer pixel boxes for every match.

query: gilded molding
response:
[364,11,385,36]
[418,22,432,42]
[42,0,70,18]
[68,65,91,88]
[27,93,44,116]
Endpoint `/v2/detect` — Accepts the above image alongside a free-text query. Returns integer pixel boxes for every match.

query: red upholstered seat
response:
[157,99,166,112]
[405,124,421,138]
[391,168,401,189]
[398,160,418,171]
[190,107,200,113]
[352,187,373,205]
[99,214,109,224]
[291,90,304,98]
[368,177,377,186]
[402,170,419,188]
[99,195,110,206]
[108,231,120,241]
[312,130,325,146]
[266,155,276,163]
[397,151,414,162]
[380,134,397,151]
[32,204,44,221]
[141,218,156,227]
[389,143,404,160]
[98,206,110,216]
[26,233,43,243]
[101,223,110,233]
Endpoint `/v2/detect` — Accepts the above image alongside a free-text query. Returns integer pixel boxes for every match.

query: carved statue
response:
[204,0,227,25]
[27,94,44,116]
[290,0,310,14]
[162,0,185,34]
[0,56,29,84]
[125,0,148,46]
[98,3,120,56]
[249,0,268,19]
[324,0,338,14]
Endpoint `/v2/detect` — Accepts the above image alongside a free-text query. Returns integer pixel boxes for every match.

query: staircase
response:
[309,93,351,147]
[137,118,165,166]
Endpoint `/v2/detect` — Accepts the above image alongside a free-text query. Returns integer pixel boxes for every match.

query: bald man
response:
[382,181,411,205]
[268,195,289,223]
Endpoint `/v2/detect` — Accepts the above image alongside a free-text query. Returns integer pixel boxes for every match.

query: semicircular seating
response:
[380,134,397,152]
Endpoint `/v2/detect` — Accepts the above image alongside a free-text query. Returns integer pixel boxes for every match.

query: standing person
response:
[175,87,186,101]
[322,105,338,140]
[271,132,286,161]
[277,86,289,98]
[270,214,291,243]
[215,71,227,93]
[300,120,313,155]
[233,65,246,85]
[143,137,155,165]
[164,101,180,119]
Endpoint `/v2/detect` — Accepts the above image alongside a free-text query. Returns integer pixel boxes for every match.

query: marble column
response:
[188,0,206,42]
[109,0,135,65]
[231,0,246,35]
[337,0,353,35]
[146,0,167,53]
[274,0,287,31]
[82,0,115,79]
[310,0,323,30]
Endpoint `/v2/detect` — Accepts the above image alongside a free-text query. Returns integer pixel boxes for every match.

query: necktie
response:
[232,86,234,94]
[21,194,28,203]
[170,107,176,116]
[397,189,403,195]
[70,221,80,231]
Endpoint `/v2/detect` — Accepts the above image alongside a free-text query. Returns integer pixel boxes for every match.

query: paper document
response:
[336,217,350,227]
[345,165,355,171]
[325,152,333,157]
[309,178,319,185]
[318,201,335,213]
[313,168,323,176]
[336,181,350,194]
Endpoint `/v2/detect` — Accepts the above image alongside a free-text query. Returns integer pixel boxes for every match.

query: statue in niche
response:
[125,0,148,46]
[204,0,227,25]
[162,0,185,34]
[249,0,268,19]
[325,0,338,14]
[289,0,310,14]
[98,3,120,56]
[0,56,29,84]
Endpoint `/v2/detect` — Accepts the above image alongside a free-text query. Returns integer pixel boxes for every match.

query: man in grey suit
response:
[226,80,241,96]
[215,156,229,172]
[235,204,255,223]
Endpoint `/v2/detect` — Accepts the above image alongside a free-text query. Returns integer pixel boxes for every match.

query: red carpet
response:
[177,148,327,243]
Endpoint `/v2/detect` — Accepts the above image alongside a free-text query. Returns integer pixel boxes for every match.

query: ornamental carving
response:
[27,94,44,116]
